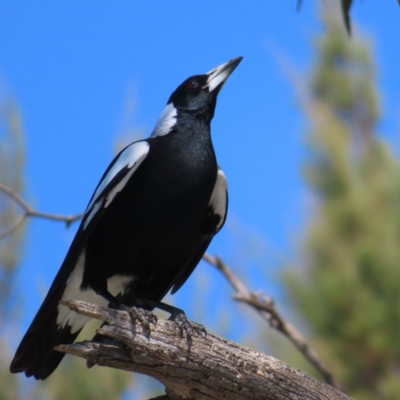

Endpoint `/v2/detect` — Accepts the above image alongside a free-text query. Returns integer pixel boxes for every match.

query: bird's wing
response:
[40,139,150,309]
[170,167,228,294]
[10,140,150,379]
[82,140,150,233]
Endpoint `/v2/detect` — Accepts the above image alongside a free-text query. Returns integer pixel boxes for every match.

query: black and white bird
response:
[10,56,242,380]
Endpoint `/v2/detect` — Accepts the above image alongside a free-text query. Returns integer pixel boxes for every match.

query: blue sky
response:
[1,0,399,368]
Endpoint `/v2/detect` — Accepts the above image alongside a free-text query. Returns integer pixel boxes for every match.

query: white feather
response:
[86,141,149,212]
[57,248,135,334]
[104,165,136,208]
[83,198,102,230]
[107,275,135,296]
[151,102,177,137]
[209,168,228,231]
[83,141,150,231]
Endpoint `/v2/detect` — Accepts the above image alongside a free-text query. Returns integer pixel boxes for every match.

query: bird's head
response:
[152,57,243,137]
[169,56,243,114]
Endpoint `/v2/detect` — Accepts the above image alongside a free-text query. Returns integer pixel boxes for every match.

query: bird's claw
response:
[171,312,207,338]
[121,305,157,333]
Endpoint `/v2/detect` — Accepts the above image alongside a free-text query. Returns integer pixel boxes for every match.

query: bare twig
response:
[202,253,343,391]
[0,183,83,239]
[0,214,25,240]
[56,300,352,400]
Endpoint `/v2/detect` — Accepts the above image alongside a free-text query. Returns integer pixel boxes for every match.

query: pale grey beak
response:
[204,56,243,93]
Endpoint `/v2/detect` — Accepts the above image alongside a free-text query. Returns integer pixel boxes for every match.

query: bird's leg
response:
[132,298,206,338]
[94,288,121,308]
[94,289,157,332]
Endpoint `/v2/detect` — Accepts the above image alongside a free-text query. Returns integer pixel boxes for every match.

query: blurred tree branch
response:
[0,183,82,239]
[0,182,345,392]
[203,253,343,390]
[56,300,351,400]
[0,96,25,326]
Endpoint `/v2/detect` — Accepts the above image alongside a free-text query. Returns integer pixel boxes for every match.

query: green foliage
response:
[286,8,400,399]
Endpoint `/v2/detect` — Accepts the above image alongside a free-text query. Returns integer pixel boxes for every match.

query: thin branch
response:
[202,253,344,391]
[0,214,26,240]
[56,300,352,400]
[0,183,83,239]
[0,183,32,210]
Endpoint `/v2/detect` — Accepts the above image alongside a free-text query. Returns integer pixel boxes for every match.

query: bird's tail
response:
[10,280,82,380]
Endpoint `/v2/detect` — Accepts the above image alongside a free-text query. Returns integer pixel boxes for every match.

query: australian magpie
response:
[10,56,242,380]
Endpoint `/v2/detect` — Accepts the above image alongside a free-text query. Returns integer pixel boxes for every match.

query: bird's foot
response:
[120,305,157,333]
[169,309,207,339]
[121,298,206,339]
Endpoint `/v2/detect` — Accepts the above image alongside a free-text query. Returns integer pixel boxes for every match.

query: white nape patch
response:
[151,102,177,137]
[57,248,135,334]
[209,168,228,231]
[86,141,150,212]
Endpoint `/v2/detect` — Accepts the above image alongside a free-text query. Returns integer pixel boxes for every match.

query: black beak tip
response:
[230,56,244,69]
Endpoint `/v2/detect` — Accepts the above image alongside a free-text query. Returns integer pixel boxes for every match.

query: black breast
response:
[82,126,218,301]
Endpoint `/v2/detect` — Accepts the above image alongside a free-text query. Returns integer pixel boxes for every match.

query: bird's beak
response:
[204,56,243,93]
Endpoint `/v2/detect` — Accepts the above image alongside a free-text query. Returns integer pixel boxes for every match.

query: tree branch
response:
[202,254,343,391]
[0,183,82,239]
[0,182,343,391]
[56,300,352,400]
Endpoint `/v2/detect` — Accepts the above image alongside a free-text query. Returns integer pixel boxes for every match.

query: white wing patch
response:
[57,248,135,334]
[151,102,177,137]
[104,164,137,208]
[57,249,105,333]
[209,168,228,232]
[83,141,149,230]
[83,199,102,230]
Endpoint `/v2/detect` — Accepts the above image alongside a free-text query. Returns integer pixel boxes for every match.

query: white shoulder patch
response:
[151,102,177,137]
[87,141,149,211]
[83,141,149,230]
[209,167,228,232]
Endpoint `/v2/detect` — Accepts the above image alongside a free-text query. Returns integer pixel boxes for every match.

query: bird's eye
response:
[187,79,199,89]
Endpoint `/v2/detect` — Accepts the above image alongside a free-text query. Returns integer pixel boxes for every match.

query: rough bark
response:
[0,184,343,390]
[56,300,352,400]
[203,254,342,390]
